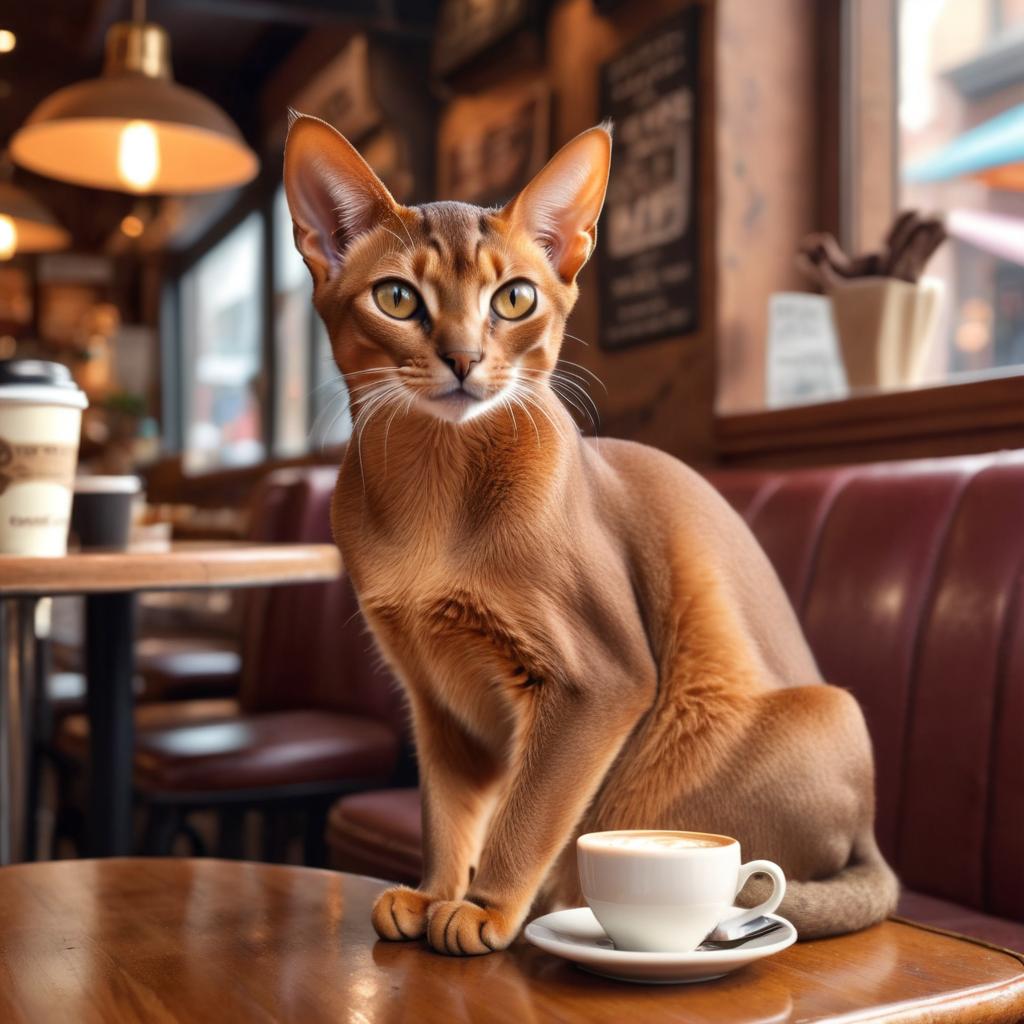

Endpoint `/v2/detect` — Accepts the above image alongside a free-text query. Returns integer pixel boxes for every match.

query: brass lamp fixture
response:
[0,181,70,260]
[9,1,259,194]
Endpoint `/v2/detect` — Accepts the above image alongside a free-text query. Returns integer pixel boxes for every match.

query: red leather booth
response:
[326,451,1024,951]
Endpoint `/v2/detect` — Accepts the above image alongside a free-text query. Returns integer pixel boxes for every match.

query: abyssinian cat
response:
[284,114,899,955]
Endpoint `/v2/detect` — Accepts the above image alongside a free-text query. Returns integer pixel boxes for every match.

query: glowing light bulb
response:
[0,215,16,260]
[0,30,15,54]
[117,121,160,192]
[120,214,144,238]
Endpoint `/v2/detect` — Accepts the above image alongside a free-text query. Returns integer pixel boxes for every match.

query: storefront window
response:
[273,185,312,457]
[311,317,352,449]
[180,213,264,471]
[900,0,1024,384]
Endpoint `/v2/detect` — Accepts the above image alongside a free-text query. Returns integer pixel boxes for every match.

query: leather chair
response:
[324,451,1024,951]
[126,469,305,701]
[46,470,302,855]
[57,467,405,860]
[46,468,299,724]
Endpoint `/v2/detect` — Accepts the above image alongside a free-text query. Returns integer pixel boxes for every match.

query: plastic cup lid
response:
[0,359,80,390]
[73,475,142,494]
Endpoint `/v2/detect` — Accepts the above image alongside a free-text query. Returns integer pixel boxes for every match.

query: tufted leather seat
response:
[325,451,1024,950]
[131,711,397,793]
[326,788,421,884]
[135,640,241,702]
[117,468,406,797]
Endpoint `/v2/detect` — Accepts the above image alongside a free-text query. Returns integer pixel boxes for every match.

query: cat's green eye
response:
[373,281,420,320]
[491,280,537,321]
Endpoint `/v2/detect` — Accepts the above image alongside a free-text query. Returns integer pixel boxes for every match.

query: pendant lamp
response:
[0,181,70,260]
[9,2,259,195]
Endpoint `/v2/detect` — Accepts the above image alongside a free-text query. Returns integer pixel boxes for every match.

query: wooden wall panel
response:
[546,0,717,465]
[714,0,820,416]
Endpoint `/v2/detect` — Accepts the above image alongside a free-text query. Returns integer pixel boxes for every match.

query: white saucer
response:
[524,906,797,984]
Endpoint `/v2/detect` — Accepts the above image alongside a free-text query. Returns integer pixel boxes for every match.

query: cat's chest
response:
[359,569,561,744]
[359,563,560,679]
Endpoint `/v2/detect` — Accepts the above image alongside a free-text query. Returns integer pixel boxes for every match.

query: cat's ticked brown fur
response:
[284,115,899,955]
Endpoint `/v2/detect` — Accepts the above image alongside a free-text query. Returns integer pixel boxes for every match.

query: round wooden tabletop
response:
[0,541,340,596]
[0,860,1021,1024]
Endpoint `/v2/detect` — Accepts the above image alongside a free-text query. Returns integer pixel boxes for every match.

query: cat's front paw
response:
[371,886,433,941]
[426,899,516,956]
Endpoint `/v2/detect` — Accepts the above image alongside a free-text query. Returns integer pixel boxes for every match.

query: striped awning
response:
[904,102,1024,190]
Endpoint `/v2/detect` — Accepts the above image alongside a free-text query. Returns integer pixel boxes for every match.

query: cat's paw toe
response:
[372,886,432,941]
[426,899,513,956]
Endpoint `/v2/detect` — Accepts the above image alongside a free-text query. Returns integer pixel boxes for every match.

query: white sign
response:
[765,293,848,408]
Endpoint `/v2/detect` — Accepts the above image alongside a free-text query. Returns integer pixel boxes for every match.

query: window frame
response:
[714,0,1024,468]
[164,160,342,472]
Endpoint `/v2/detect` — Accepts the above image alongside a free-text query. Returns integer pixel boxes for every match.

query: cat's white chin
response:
[417,387,506,424]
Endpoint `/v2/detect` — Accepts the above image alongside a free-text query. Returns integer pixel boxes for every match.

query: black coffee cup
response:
[70,476,141,550]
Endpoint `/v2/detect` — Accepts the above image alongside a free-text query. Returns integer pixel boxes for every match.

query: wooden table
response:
[0,860,1021,1023]
[0,542,340,862]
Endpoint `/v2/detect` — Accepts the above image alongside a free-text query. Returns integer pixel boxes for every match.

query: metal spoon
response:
[697,921,785,950]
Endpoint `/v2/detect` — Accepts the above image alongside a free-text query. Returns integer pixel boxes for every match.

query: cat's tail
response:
[777,834,900,940]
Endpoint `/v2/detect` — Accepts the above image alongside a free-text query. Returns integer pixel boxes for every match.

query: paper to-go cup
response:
[0,360,88,557]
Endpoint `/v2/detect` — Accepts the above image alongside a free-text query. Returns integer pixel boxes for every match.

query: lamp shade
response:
[9,22,259,195]
[0,182,70,256]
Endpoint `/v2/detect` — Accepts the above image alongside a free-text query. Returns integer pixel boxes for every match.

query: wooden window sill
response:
[715,374,1024,467]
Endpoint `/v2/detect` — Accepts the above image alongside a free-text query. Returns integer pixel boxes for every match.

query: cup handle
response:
[715,859,787,936]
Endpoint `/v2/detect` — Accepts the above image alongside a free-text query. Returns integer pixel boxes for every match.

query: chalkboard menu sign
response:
[598,10,701,350]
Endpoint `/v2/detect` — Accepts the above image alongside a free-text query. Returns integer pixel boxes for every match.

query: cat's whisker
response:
[308,385,351,444]
[353,383,405,441]
[551,373,601,429]
[346,378,403,398]
[501,396,519,441]
[549,381,591,426]
[516,381,569,443]
[308,373,344,397]
[318,403,350,452]
[557,358,607,392]
[538,367,600,422]
[342,367,402,380]
[518,364,598,399]
[515,368,600,432]
[353,382,407,494]
[508,385,541,447]
[379,225,413,256]
[388,209,417,254]
[562,331,590,347]
[354,382,407,431]
[381,384,413,473]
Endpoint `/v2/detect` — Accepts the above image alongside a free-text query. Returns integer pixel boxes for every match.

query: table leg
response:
[25,602,52,863]
[0,598,37,865]
[0,598,12,865]
[85,592,136,857]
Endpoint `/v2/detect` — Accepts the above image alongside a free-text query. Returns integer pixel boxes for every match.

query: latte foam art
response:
[590,831,730,850]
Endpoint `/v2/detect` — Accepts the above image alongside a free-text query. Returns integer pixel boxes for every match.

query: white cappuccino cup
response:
[577,829,786,953]
[0,360,88,557]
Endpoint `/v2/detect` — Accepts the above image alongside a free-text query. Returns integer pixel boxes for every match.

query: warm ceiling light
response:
[0,30,15,54]
[8,18,258,194]
[0,215,15,260]
[120,213,144,238]
[0,182,71,259]
[118,120,160,191]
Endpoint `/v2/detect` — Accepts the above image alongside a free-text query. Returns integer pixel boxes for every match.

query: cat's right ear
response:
[283,114,398,286]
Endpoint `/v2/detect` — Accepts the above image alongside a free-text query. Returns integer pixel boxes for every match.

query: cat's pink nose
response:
[442,350,482,383]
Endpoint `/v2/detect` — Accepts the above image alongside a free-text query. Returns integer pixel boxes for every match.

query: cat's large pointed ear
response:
[284,113,399,285]
[501,124,612,284]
